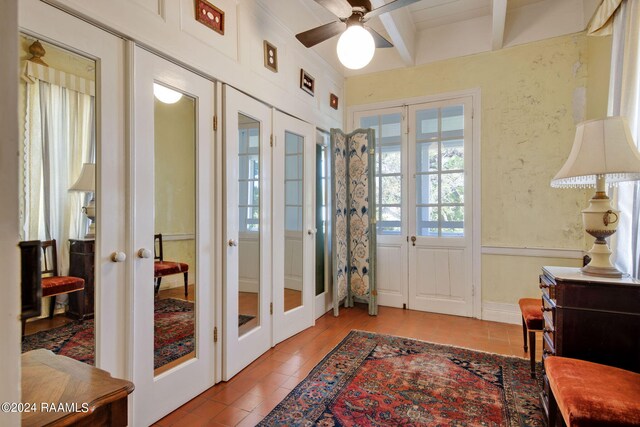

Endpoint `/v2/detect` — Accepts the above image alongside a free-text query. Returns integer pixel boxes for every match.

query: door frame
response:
[348,88,481,319]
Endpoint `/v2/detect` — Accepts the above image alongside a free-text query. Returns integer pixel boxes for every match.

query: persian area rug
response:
[259,330,544,427]
[22,298,195,368]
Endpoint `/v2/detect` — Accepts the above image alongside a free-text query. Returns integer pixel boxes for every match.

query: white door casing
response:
[352,93,479,317]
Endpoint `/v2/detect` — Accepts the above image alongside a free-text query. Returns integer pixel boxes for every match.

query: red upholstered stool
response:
[545,356,640,427]
[518,297,543,378]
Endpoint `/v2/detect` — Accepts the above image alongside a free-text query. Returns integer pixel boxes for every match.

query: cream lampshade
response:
[69,163,96,239]
[551,117,640,277]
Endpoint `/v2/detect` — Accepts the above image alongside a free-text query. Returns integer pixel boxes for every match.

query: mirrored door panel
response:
[284,131,304,313]
[18,34,98,362]
[19,0,127,377]
[223,86,271,381]
[272,111,315,345]
[153,84,197,374]
[133,47,215,426]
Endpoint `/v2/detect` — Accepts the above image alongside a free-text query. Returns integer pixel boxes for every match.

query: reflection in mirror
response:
[284,131,304,312]
[315,134,331,297]
[153,84,197,375]
[238,113,260,336]
[19,35,97,366]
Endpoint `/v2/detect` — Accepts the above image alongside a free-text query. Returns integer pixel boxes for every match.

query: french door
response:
[223,86,316,379]
[354,96,475,316]
[132,47,215,425]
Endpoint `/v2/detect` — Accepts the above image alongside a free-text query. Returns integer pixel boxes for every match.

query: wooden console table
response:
[22,349,134,426]
[68,239,95,320]
[538,266,640,421]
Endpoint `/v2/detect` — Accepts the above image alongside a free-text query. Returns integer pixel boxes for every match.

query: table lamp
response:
[551,117,640,277]
[69,163,96,239]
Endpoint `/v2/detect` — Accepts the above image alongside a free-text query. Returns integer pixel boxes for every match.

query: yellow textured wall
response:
[346,33,611,303]
[154,96,197,288]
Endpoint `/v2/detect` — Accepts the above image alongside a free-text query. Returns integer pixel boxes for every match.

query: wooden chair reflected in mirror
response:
[154,233,189,298]
[20,239,85,336]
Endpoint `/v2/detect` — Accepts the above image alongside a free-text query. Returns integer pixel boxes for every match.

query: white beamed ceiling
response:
[257,0,601,76]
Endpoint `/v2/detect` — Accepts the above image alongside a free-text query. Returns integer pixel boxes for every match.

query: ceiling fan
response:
[296,0,422,69]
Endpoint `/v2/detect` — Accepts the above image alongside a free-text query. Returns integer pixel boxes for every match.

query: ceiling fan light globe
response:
[153,83,183,104]
[337,25,375,70]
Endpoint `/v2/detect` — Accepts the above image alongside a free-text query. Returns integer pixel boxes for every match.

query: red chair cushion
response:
[41,276,84,297]
[518,298,543,330]
[546,356,640,427]
[154,261,189,277]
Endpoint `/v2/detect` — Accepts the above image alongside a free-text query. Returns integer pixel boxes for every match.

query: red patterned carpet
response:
[259,330,544,426]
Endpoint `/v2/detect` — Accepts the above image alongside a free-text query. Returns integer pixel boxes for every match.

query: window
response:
[238,126,259,232]
[359,113,402,235]
[415,105,465,237]
[284,131,303,231]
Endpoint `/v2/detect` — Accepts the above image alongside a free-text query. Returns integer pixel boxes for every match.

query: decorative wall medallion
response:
[263,41,278,73]
[195,0,225,35]
[300,69,315,96]
[330,93,339,110]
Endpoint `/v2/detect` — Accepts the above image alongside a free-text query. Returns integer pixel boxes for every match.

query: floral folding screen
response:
[331,128,377,316]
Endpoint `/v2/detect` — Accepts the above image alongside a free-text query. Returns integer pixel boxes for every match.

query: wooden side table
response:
[21,349,134,426]
[538,266,640,421]
[68,239,95,320]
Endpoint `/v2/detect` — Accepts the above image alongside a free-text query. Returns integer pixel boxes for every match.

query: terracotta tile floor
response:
[154,304,542,427]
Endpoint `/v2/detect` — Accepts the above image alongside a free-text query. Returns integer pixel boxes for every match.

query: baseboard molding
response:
[481,301,521,325]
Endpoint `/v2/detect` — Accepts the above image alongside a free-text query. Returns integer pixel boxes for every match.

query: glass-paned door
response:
[408,98,473,316]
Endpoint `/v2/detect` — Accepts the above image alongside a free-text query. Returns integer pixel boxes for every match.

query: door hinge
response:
[213,326,218,343]
[406,236,409,242]
[213,115,218,131]
[270,302,273,315]
[270,134,274,147]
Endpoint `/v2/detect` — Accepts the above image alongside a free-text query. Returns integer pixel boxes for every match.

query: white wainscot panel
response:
[131,0,162,16]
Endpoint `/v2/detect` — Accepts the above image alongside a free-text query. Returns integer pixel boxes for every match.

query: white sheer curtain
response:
[600,0,640,277]
[21,78,95,276]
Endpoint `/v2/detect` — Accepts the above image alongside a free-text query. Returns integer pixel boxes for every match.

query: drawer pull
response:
[542,305,553,312]
[543,349,555,356]
[539,282,549,289]
[543,327,554,334]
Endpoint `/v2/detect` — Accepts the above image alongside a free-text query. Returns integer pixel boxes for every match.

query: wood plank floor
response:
[154,304,542,427]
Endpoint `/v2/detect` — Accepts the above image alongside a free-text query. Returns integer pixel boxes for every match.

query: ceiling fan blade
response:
[368,27,394,48]
[296,21,346,48]
[364,0,422,21]
[314,0,353,19]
